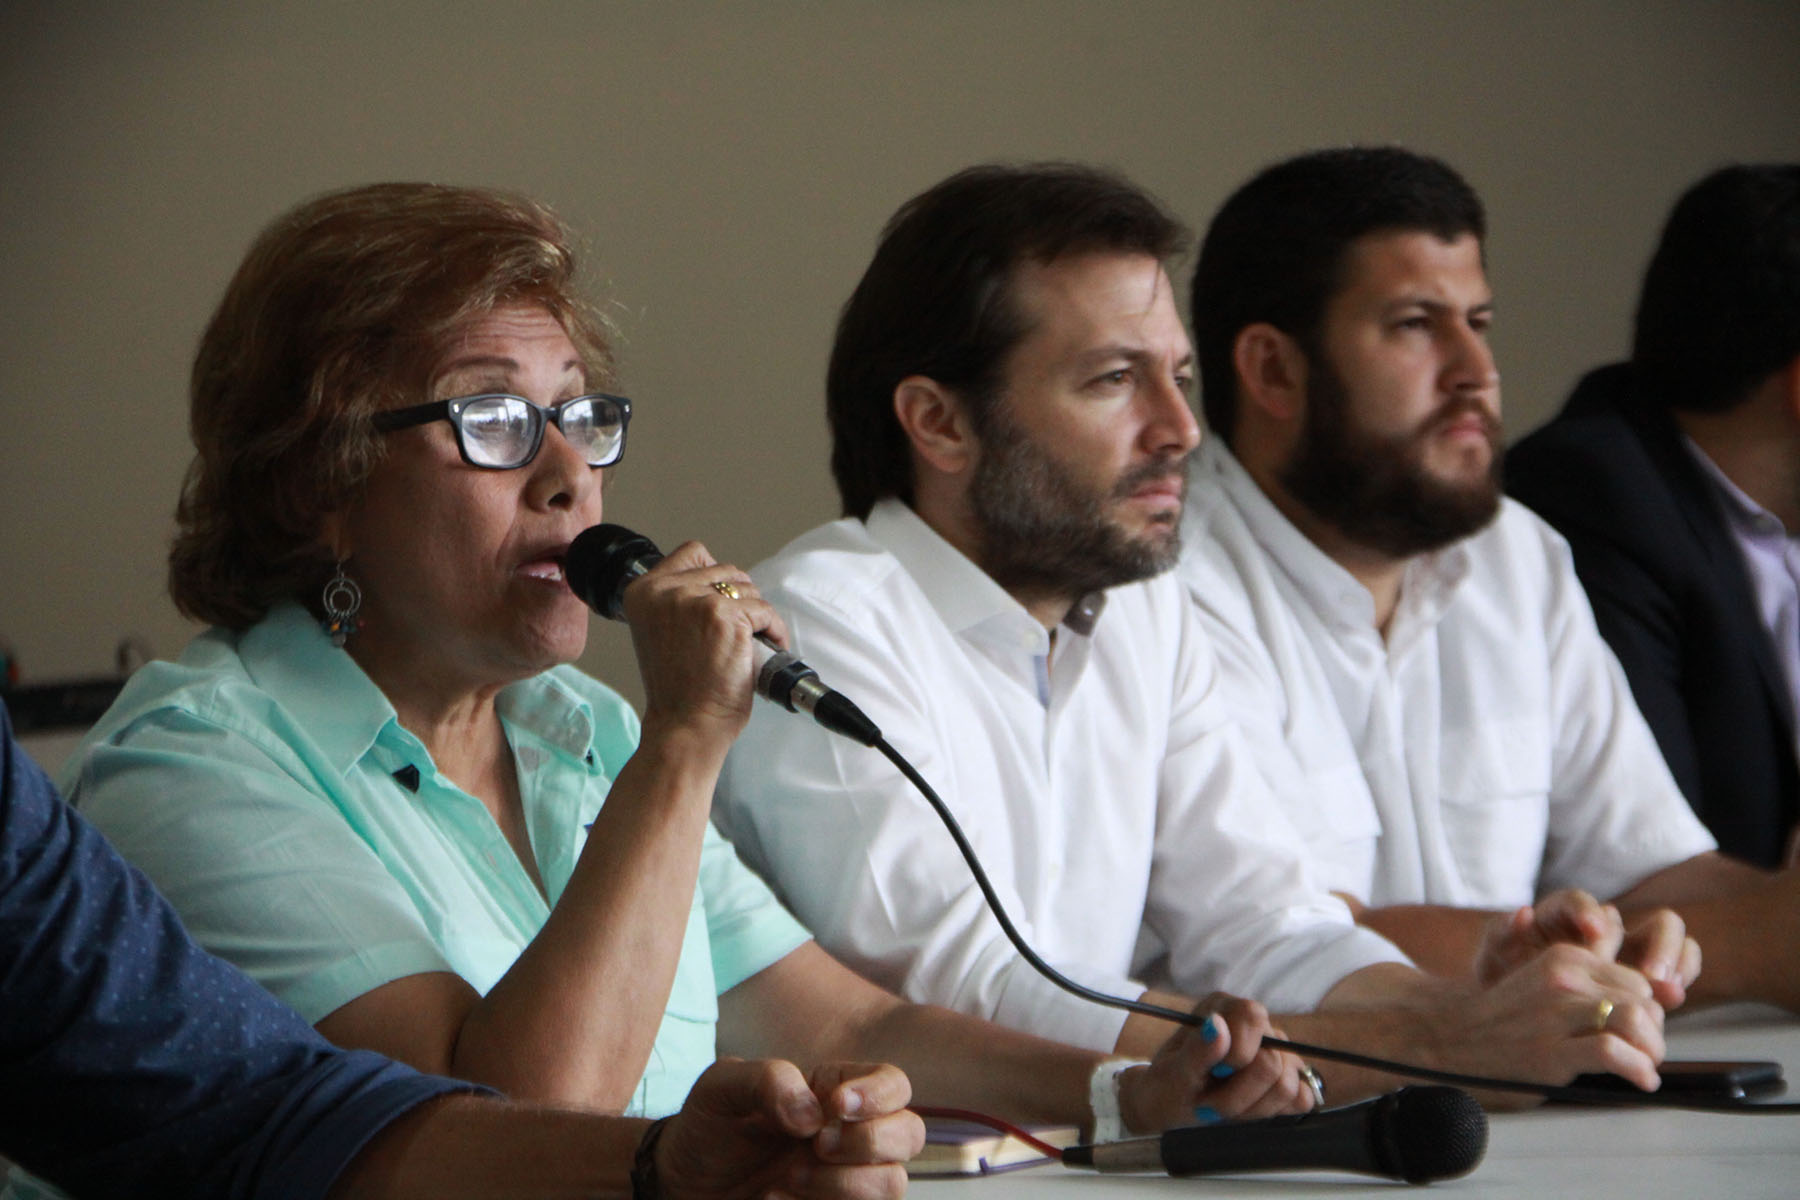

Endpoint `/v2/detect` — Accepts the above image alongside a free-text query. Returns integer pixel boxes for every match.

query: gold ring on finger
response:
[712,580,741,600]
[1592,997,1615,1033]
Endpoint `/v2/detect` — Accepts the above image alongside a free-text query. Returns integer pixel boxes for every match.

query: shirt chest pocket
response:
[1280,760,1381,899]
[1438,717,1552,906]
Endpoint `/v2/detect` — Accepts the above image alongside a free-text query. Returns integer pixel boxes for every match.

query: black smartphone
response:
[1569,1059,1786,1101]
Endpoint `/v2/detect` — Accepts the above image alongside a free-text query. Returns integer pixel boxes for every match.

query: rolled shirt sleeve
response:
[1148,606,1413,1011]
[1536,525,1719,897]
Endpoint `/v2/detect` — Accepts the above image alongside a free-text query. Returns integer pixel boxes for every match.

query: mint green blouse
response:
[64,603,811,1118]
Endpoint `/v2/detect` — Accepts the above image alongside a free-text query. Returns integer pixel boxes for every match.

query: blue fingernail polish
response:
[1201,1016,1219,1042]
[1192,1106,1221,1125]
[1209,1062,1236,1080]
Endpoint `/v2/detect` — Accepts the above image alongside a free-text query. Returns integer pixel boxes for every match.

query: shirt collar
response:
[235,604,398,774]
[497,669,600,766]
[863,497,1107,650]
[1192,437,1472,634]
[237,603,597,776]
[1683,434,1790,542]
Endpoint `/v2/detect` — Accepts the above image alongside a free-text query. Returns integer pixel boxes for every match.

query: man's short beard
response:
[969,406,1186,598]
[1280,353,1502,559]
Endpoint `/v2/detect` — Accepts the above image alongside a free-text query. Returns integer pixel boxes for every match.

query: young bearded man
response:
[713,161,1675,1112]
[1510,164,1800,870]
[1178,146,1799,1014]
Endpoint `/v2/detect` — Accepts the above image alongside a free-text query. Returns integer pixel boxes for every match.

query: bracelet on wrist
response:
[631,1114,674,1200]
[1086,1057,1151,1143]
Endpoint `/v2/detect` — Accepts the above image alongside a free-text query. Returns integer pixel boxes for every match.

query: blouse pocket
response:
[635,891,722,1118]
[662,891,721,1023]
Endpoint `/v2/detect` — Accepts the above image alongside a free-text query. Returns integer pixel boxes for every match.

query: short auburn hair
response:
[170,182,615,629]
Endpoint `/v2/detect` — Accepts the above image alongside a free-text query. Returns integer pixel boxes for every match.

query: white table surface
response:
[918,1004,1800,1198]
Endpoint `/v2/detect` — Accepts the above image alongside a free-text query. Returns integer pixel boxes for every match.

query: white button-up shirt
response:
[1177,439,1716,910]
[714,499,1408,1052]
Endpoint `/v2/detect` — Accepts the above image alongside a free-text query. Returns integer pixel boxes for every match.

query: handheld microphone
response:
[1063,1085,1486,1184]
[566,524,882,746]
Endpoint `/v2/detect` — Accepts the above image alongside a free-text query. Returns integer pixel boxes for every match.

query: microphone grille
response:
[1381,1086,1487,1184]
[567,523,662,621]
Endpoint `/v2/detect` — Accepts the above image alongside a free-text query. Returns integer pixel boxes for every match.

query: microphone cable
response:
[909,1106,1072,1162]
[573,521,1795,1113]
[871,736,1800,1114]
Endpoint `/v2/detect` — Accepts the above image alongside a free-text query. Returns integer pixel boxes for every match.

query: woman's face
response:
[334,303,605,696]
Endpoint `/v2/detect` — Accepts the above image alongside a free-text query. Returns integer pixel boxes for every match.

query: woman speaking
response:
[65,183,1310,1148]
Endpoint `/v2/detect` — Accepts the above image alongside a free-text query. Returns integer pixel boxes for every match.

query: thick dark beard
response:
[1281,358,1502,559]
[969,411,1186,598]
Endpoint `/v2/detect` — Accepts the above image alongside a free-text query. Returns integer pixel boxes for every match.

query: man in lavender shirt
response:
[1510,165,1800,871]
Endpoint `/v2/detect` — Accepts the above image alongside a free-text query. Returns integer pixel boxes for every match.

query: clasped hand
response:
[1476,887,1700,1009]
[657,1059,923,1200]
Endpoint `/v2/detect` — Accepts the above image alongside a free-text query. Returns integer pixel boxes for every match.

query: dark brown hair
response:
[1192,147,1484,445]
[170,182,615,629]
[826,162,1188,518]
[1633,164,1800,413]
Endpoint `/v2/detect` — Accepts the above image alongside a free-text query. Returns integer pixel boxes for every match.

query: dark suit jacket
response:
[1508,362,1797,866]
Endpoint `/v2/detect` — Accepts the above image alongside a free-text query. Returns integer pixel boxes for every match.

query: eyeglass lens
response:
[458,396,624,468]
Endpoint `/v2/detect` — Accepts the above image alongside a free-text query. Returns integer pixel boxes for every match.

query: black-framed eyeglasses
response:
[372,392,632,470]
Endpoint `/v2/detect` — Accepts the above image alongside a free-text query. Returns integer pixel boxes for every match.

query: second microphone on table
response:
[565,523,882,746]
[1063,1085,1486,1184]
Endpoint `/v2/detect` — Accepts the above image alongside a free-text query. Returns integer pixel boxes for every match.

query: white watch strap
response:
[1087,1057,1151,1143]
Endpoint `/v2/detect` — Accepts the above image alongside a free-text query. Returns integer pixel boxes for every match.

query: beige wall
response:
[3,1,1798,715]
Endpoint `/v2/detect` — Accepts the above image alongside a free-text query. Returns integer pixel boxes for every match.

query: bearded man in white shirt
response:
[1179,145,1799,1013]
[715,161,1682,1105]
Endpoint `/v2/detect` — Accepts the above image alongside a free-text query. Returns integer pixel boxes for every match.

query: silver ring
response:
[1299,1063,1325,1108]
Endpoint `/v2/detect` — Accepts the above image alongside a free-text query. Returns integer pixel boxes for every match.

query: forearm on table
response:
[723,944,1100,1129]
[1110,960,1464,1094]
[1280,964,1467,1101]
[842,996,1100,1127]
[1115,975,1458,1102]
[1269,1004,1458,1103]
[1113,988,1196,1058]
[330,1094,645,1200]
[1300,952,1677,1107]
[453,722,729,1107]
[1617,856,1796,1009]
[1615,852,1771,908]
[1348,903,1494,979]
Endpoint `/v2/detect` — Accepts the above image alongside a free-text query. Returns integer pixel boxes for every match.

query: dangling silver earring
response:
[321,562,363,648]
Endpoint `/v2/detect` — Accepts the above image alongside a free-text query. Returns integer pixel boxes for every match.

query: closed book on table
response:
[909,1118,1079,1177]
